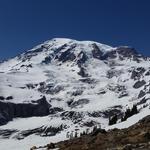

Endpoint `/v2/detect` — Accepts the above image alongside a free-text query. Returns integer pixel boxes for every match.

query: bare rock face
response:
[78,67,88,77]
[41,56,52,64]
[145,69,150,76]
[116,46,137,56]
[133,80,146,89]
[138,90,146,98]
[94,46,141,61]
[0,96,51,125]
[77,51,88,67]
[38,83,64,95]
[92,43,103,60]
[79,78,96,84]
[131,67,146,80]
[58,49,76,62]
[60,111,84,123]
[0,125,64,140]
[71,90,83,96]
[70,99,89,108]
[49,107,63,114]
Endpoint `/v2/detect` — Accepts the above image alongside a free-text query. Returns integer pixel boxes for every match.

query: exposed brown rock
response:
[56,115,150,150]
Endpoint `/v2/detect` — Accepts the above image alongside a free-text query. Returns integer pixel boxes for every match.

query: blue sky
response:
[0,0,150,60]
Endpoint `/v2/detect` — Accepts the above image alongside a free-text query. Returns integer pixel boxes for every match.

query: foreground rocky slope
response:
[34,115,150,150]
[0,38,150,149]
[57,115,150,150]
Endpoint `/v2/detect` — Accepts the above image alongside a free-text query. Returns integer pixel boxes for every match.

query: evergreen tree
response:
[131,105,138,115]
[121,105,138,122]
[93,126,97,132]
[74,131,78,138]
[109,115,118,125]
[82,131,86,135]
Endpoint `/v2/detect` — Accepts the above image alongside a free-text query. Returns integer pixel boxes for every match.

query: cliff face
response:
[0,96,50,125]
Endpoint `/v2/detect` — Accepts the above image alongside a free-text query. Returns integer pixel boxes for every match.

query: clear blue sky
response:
[0,0,150,60]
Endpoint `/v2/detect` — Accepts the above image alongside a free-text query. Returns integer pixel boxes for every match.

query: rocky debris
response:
[70,99,89,108]
[118,91,128,98]
[133,80,146,89]
[3,125,65,140]
[77,51,88,67]
[41,56,52,64]
[78,67,88,77]
[38,83,64,95]
[47,143,56,149]
[83,121,98,127]
[143,82,150,92]
[96,89,106,95]
[49,107,63,114]
[105,50,117,60]
[137,67,146,73]
[20,45,48,62]
[30,146,37,150]
[116,46,137,56]
[122,143,150,150]
[26,83,36,89]
[145,69,150,76]
[61,111,84,123]
[0,129,18,139]
[96,46,142,61]
[46,85,64,95]
[71,90,83,96]
[131,67,146,80]
[116,46,142,62]
[66,99,74,107]
[102,106,123,118]
[55,115,150,150]
[137,97,149,105]
[20,64,32,68]
[88,111,103,118]
[137,82,150,99]
[50,97,62,102]
[14,125,64,140]
[107,69,123,78]
[91,128,107,136]
[88,106,123,119]
[131,70,140,80]
[138,90,146,98]
[107,84,127,94]
[108,60,122,67]
[30,142,56,150]
[0,96,51,125]
[79,78,96,84]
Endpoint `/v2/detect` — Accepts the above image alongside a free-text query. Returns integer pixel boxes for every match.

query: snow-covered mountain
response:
[0,38,150,149]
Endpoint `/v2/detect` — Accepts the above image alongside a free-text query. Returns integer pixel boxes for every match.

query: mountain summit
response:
[0,38,150,150]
